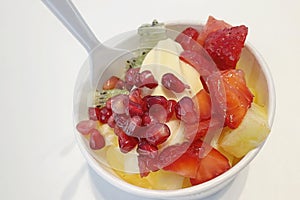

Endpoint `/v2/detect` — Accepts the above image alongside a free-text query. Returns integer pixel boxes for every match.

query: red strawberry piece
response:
[162,140,230,185]
[189,140,231,185]
[184,118,224,142]
[175,27,200,51]
[179,27,200,41]
[192,89,212,121]
[157,142,190,168]
[197,16,231,46]
[206,69,254,129]
[204,25,248,70]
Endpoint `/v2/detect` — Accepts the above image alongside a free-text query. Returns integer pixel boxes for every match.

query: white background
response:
[0,0,299,199]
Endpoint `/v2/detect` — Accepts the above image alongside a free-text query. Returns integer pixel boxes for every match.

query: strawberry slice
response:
[192,89,212,121]
[175,27,200,51]
[204,25,248,70]
[206,69,254,129]
[197,16,231,46]
[177,27,199,41]
[189,141,231,185]
[161,140,230,185]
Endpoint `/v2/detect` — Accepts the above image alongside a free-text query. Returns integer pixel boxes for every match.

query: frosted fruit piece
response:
[106,145,139,173]
[219,103,270,158]
[146,170,185,190]
[115,171,152,189]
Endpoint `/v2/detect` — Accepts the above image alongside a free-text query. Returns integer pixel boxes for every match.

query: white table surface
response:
[1,0,299,199]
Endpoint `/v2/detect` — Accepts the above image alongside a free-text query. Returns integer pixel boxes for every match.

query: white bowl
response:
[73,22,276,200]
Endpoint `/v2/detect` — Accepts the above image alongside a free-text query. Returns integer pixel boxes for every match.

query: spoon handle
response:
[42,0,99,52]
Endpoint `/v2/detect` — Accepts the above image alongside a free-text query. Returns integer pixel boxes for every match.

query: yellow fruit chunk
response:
[97,124,118,146]
[146,170,185,190]
[115,171,152,189]
[106,146,140,173]
[219,103,270,158]
[182,177,192,188]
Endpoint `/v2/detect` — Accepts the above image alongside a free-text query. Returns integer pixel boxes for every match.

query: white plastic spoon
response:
[41,0,132,88]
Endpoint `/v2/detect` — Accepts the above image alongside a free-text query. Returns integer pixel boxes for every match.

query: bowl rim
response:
[73,21,276,199]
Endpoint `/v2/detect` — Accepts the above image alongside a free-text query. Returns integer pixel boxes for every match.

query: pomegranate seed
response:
[89,129,106,150]
[161,73,189,93]
[115,79,126,90]
[148,104,168,123]
[107,115,116,128]
[117,128,138,153]
[102,76,121,90]
[137,140,159,177]
[76,120,97,135]
[129,88,147,109]
[125,67,140,89]
[129,101,144,117]
[88,107,100,121]
[175,97,199,124]
[131,115,142,126]
[114,114,129,130]
[137,140,158,157]
[143,95,168,109]
[145,123,171,146]
[106,98,112,110]
[142,112,152,126]
[114,114,140,137]
[98,106,112,123]
[136,70,158,89]
[111,94,129,114]
[166,99,177,121]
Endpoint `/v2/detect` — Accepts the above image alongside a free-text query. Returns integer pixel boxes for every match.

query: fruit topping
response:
[161,73,190,93]
[192,89,212,121]
[135,70,158,89]
[115,126,139,153]
[204,25,248,70]
[206,69,254,129]
[102,76,122,90]
[98,106,113,123]
[162,140,230,185]
[174,97,199,124]
[197,16,231,46]
[175,27,200,51]
[75,18,270,189]
[89,129,106,150]
[76,120,97,135]
[219,103,270,158]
